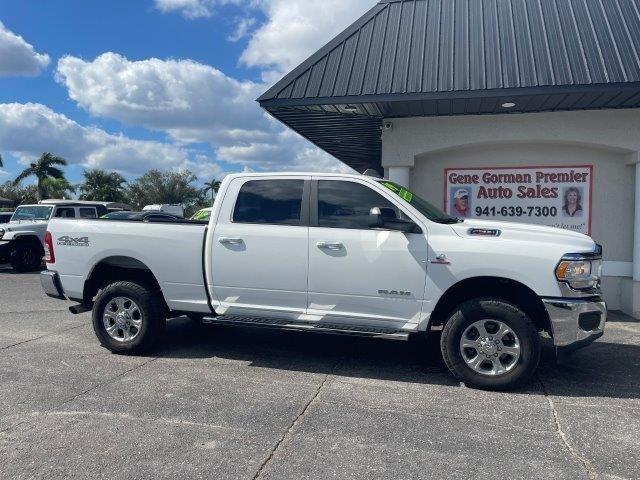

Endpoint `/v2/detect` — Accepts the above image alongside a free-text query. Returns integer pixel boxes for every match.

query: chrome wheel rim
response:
[103,297,143,343]
[459,319,521,376]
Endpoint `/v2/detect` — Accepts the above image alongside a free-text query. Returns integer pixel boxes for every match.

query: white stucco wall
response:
[381,109,640,316]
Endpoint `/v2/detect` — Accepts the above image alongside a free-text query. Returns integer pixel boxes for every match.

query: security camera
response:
[381,121,393,131]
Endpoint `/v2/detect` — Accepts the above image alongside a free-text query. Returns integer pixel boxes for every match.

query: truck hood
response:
[450,218,596,253]
[6,220,47,229]
[2,220,47,239]
[7,220,48,225]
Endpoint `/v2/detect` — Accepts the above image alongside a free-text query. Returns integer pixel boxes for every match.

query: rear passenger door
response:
[210,176,310,318]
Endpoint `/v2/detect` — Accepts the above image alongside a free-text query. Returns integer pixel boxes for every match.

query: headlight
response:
[0,228,4,240]
[555,254,602,290]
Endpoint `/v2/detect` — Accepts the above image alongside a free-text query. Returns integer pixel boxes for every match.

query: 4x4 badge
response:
[57,236,89,247]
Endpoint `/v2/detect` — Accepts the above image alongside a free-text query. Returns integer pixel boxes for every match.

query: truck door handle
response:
[317,241,343,250]
[219,237,243,245]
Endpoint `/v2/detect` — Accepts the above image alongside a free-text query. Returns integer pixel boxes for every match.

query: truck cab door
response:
[210,176,310,319]
[307,178,428,328]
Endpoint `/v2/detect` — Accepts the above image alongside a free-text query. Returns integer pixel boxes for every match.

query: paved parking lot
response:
[0,267,639,479]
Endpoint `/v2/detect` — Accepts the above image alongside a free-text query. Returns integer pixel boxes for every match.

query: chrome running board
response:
[201,316,411,341]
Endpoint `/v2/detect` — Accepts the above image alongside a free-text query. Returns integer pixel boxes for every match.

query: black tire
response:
[440,298,541,391]
[186,314,205,323]
[9,242,43,272]
[92,281,166,354]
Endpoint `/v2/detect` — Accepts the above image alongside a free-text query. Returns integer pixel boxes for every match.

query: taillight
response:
[44,230,55,263]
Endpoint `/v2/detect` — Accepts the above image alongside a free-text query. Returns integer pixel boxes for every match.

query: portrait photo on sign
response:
[562,186,584,218]
[449,186,472,218]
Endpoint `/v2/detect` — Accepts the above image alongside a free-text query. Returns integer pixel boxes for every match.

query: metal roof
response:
[259,0,640,173]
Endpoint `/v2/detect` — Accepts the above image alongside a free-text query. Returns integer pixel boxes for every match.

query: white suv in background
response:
[0,201,105,271]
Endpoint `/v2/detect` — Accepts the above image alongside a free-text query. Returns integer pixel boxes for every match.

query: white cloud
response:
[154,0,243,19]
[240,0,374,80]
[154,0,214,18]
[56,53,270,145]
[228,17,257,42]
[0,21,50,77]
[55,53,350,173]
[0,102,219,177]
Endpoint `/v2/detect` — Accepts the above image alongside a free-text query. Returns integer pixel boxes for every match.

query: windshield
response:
[11,206,53,221]
[378,181,460,224]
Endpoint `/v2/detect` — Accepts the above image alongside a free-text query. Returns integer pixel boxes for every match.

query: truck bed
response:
[47,218,211,313]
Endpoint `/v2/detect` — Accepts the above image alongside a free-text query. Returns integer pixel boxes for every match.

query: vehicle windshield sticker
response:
[192,210,210,221]
[381,182,413,202]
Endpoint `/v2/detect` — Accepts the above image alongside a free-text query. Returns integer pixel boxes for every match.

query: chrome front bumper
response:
[40,270,65,300]
[542,297,606,351]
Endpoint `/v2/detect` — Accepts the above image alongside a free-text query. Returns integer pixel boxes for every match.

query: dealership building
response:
[259,0,640,317]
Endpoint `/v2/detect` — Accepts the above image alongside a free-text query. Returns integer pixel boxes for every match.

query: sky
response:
[0,0,374,186]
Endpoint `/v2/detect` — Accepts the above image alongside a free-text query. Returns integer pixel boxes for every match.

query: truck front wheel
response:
[10,242,43,272]
[440,298,541,391]
[92,281,166,354]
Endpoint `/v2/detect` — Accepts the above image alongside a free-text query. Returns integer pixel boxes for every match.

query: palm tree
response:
[203,179,222,204]
[14,152,68,200]
[78,169,127,202]
[41,177,76,199]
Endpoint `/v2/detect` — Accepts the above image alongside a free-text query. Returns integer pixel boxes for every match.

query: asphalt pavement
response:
[0,266,639,479]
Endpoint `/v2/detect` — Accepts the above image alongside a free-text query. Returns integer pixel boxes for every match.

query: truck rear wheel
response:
[10,242,43,272]
[92,281,165,354]
[440,298,540,391]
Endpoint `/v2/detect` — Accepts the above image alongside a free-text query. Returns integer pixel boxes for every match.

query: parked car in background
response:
[42,172,606,390]
[102,211,181,222]
[142,204,184,218]
[0,201,105,271]
[0,212,13,224]
[190,207,212,222]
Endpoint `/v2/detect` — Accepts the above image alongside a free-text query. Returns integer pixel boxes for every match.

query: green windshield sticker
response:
[381,182,413,202]
[191,210,210,221]
[399,189,413,202]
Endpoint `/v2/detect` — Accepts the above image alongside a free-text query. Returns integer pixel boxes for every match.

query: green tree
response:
[78,169,127,202]
[0,181,39,206]
[13,152,68,200]
[125,169,206,215]
[203,179,222,204]
[41,177,76,199]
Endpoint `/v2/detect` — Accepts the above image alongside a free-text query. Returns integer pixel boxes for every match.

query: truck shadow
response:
[156,317,640,399]
[160,317,458,387]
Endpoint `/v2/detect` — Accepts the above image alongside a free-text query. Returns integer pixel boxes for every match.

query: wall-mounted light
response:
[501,102,516,108]
[344,105,358,112]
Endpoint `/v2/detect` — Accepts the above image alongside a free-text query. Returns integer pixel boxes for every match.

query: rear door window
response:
[79,208,97,219]
[233,180,304,226]
[55,207,76,218]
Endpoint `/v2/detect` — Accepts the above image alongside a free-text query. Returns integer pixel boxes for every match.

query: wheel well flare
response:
[430,277,552,336]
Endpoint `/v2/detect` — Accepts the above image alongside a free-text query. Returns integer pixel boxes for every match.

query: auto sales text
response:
[448,169,589,199]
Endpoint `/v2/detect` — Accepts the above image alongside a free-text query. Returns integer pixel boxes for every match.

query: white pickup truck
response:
[41,172,606,390]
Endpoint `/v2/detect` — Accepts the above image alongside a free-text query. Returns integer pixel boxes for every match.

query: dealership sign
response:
[444,165,593,234]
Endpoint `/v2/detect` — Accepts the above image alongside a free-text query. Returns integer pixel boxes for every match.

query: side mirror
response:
[369,207,422,233]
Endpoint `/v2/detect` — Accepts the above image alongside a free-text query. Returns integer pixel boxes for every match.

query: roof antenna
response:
[363,169,382,178]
